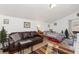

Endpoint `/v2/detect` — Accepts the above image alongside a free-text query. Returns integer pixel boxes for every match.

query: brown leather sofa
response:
[7,31,43,53]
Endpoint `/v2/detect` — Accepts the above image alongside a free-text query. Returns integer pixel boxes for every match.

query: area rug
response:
[30,45,64,54]
[30,44,74,54]
[30,45,47,54]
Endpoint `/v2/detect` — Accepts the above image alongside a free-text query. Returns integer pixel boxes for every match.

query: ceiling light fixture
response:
[49,4,56,8]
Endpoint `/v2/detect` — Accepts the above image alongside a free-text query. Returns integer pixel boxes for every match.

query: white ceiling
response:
[0,4,79,22]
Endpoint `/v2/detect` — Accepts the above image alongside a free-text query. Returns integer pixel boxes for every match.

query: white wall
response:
[0,15,48,34]
[49,11,79,33]
[1,11,79,34]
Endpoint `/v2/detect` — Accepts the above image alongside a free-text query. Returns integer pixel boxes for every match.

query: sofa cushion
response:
[23,32,31,39]
[18,32,23,40]
[30,31,38,37]
[19,40,32,45]
[30,37,42,42]
[30,37,43,45]
[9,39,14,44]
[19,39,32,48]
[10,33,21,42]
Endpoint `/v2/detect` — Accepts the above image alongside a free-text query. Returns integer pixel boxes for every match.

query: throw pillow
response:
[10,33,21,42]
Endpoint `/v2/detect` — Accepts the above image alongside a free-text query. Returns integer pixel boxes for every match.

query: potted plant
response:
[65,29,69,39]
[0,27,7,48]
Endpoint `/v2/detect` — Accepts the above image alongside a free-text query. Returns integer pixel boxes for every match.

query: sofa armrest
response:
[37,32,44,38]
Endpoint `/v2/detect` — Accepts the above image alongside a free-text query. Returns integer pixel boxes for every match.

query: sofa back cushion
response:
[10,33,21,42]
[23,32,31,39]
[9,31,39,41]
[22,31,38,40]
[30,31,38,37]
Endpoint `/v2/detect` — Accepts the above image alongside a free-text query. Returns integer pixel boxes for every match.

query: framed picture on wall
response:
[3,19,9,24]
[24,22,31,28]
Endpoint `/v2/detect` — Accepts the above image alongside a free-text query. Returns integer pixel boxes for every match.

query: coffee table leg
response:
[31,46,33,52]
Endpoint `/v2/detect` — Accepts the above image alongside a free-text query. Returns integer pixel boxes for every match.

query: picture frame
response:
[3,19,9,24]
[24,22,31,28]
